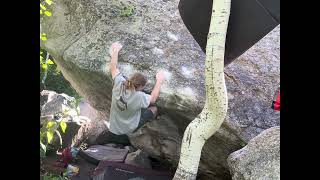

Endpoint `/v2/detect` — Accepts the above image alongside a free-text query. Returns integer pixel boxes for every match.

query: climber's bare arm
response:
[109,42,123,79]
[150,71,165,104]
[110,52,120,79]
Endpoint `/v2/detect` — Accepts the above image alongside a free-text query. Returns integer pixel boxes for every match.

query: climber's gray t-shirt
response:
[109,73,151,135]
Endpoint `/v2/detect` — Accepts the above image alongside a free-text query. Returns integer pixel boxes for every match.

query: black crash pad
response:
[78,145,129,165]
[92,160,173,180]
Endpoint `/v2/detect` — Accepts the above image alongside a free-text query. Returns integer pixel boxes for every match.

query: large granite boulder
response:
[224,26,280,142]
[40,0,280,179]
[227,126,280,180]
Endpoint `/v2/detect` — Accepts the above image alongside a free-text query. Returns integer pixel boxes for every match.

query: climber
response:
[96,42,166,146]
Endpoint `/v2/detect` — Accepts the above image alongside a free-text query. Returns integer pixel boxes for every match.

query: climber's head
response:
[124,72,147,91]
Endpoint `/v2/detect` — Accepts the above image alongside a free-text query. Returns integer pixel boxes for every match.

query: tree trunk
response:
[173,0,231,179]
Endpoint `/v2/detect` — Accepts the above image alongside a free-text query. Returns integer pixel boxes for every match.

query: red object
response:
[61,147,73,165]
[53,147,73,168]
[272,90,280,111]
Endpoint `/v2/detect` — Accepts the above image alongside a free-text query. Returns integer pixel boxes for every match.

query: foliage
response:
[40,0,53,17]
[40,0,55,160]
[42,172,68,180]
[40,0,53,61]
[40,120,67,157]
[40,0,79,156]
[40,1,74,178]
[40,52,81,99]
[40,50,54,71]
[39,0,80,99]
[41,33,47,41]
[120,4,135,17]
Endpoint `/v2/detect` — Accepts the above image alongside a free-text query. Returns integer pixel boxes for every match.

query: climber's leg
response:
[135,106,158,130]
[96,130,130,146]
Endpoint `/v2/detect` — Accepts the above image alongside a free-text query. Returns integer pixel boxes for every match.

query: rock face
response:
[227,126,280,180]
[224,26,280,142]
[41,90,78,119]
[41,0,280,179]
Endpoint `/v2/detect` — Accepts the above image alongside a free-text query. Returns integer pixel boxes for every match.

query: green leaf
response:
[55,130,63,146]
[47,131,54,144]
[47,59,54,65]
[42,64,48,70]
[40,51,43,54]
[44,11,52,17]
[46,121,56,129]
[60,121,67,133]
[41,36,47,41]
[40,10,43,15]
[40,4,47,10]
[40,140,46,153]
[41,33,47,41]
[45,0,53,5]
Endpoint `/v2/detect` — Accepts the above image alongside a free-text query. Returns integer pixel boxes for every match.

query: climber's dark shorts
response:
[137,108,154,129]
[96,108,155,146]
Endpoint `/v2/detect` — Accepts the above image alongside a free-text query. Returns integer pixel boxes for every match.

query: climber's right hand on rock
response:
[156,70,166,83]
[110,42,123,56]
